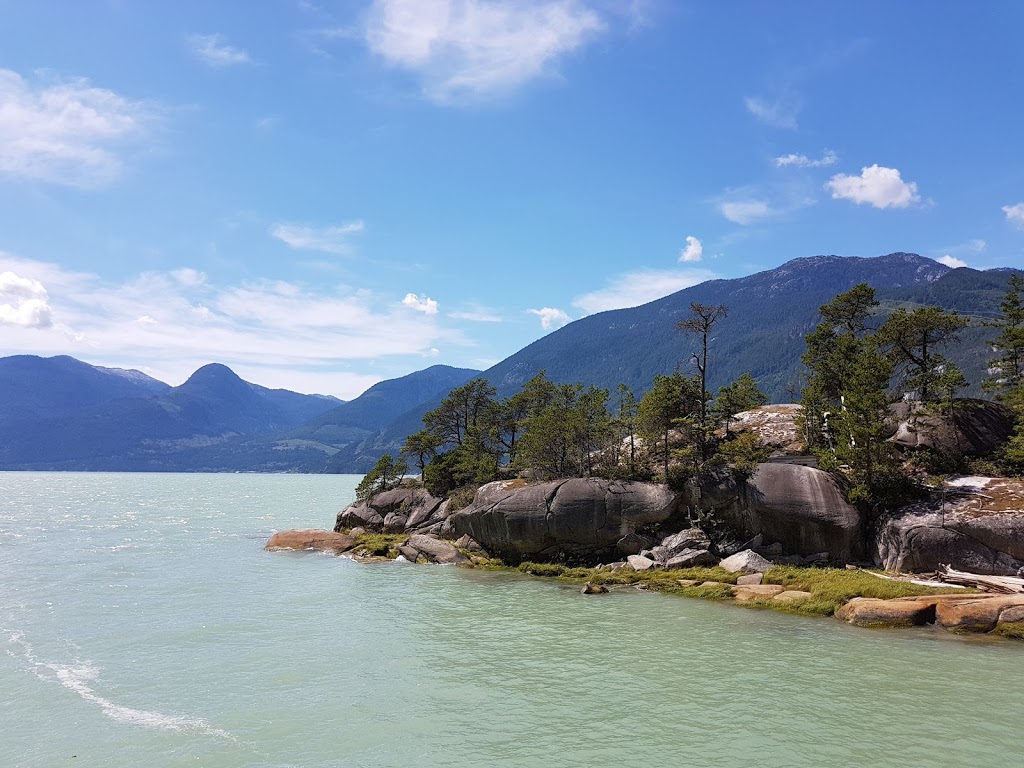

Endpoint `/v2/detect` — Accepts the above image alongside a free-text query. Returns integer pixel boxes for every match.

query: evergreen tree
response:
[637,372,701,480]
[613,383,639,476]
[984,274,1024,399]
[355,454,408,500]
[876,305,968,402]
[712,372,768,435]
[401,429,441,475]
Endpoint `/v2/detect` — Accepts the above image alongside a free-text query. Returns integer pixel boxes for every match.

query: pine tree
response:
[876,305,968,402]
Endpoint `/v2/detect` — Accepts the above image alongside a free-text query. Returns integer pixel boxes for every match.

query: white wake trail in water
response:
[4,628,235,739]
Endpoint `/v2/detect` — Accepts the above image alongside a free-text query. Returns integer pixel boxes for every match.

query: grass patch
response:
[764,566,968,604]
[676,582,735,600]
[993,622,1024,640]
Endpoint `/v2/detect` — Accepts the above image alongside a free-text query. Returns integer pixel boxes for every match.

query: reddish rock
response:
[935,595,1024,633]
[265,529,356,554]
[835,597,939,628]
[731,584,785,601]
[773,590,814,602]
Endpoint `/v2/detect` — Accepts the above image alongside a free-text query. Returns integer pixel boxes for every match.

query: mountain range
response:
[1,253,1019,473]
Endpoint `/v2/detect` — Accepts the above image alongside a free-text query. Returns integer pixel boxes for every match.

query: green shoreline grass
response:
[345,530,971,621]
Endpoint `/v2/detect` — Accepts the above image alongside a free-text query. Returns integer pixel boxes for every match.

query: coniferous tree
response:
[355,454,408,499]
[678,302,729,459]
[712,372,768,435]
[876,306,968,402]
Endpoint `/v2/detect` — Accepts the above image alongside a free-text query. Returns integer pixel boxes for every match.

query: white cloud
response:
[0,271,52,328]
[0,68,153,186]
[271,221,365,254]
[0,252,463,399]
[573,268,716,315]
[528,306,571,329]
[364,0,605,102]
[744,95,798,129]
[720,199,773,225]
[402,292,439,315]
[449,304,501,322]
[775,150,837,168]
[678,235,703,263]
[937,254,967,269]
[1003,202,1024,228]
[188,34,252,67]
[170,268,207,287]
[826,164,920,209]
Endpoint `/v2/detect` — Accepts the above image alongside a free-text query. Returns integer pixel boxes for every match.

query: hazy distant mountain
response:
[0,359,341,470]
[0,354,170,424]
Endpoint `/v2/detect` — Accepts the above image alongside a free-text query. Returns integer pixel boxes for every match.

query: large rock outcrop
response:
[875,476,1024,575]
[686,463,865,562]
[448,478,679,562]
[887,399,1014,459]
[335,486,449,535]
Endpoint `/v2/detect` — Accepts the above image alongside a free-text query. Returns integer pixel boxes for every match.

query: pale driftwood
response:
[938,565,1024,594]
[859,568,967,589]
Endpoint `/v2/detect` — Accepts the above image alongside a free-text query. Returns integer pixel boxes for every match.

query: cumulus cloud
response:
[937,255,967,269]
[364,0,605,102]
[271,221,365,254]
[1003,202,1024,228]
[0,271,53,328]
[826,165,920,209]
[744,95,798,129]
[678,235,703,263]
[0,252,463,399]
[573,268,716,315]
[775,150,837,168]
[188,34,252,67]
[720,199,773,225]
[528,306,571,329]
[0,68,153,186]
[402,292,439,315]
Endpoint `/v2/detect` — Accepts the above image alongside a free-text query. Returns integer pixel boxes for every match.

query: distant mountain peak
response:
[177,363,253,399]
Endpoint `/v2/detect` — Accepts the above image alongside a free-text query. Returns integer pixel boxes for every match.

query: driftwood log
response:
[939,565,1024,594]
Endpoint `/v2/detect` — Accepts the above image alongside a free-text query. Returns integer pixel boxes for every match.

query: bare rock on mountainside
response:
[448,478,679,562]
[875,476,1024,576]
[265,530,356,554]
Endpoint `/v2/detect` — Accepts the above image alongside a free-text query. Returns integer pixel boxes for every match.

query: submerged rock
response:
[581,582,609,594]
[265,529,356,554]
[404,534,470,565]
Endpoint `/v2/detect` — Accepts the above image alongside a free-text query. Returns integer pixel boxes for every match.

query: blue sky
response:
[0,0,1022,398]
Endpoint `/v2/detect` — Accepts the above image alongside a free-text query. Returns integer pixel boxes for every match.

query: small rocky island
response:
[269,400,1024,641]
[270,282,1024,641]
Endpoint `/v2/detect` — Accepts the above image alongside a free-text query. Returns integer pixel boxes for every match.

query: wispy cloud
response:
[528,306,571,329]
[744,95,798,129]
[363,0,605,103]
[936,254,967,269]
[719,199,774,225]
[1003,202,1024,228]
[826,165,919,209]
[573,268,716,315]
[775,150,837,168]
[402,292,439,314]
[0,252,464,398]
[187,34,252,67]
[449,303,502,322]
[678,235,703,263]
[271,221,365,254]
[0,68,154,186]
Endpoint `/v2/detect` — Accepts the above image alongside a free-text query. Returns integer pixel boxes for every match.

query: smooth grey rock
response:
[455,534,483,552]
[887,399,1014,458]
[449,478,679,562]
[736,573,763,586]
[616,532,655,556]
[649,545,671,562]
[627,554,657,571]
[664,549,717,569]
[406,534,470,565]
[719,549,773,574]
[659,528,711,555]
[335,487,444,533]
[383,512,408,533]
[683,464,864,561]
[874,476,1024,575]
[397,545,420,562]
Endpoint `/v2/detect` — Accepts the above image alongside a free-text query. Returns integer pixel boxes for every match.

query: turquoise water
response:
[2,472,1022,768]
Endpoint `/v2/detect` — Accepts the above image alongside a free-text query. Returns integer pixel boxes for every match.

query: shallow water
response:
[2,472,1021,767]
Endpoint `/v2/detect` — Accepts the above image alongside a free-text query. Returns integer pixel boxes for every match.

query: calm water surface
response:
[1,472,1021,767]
